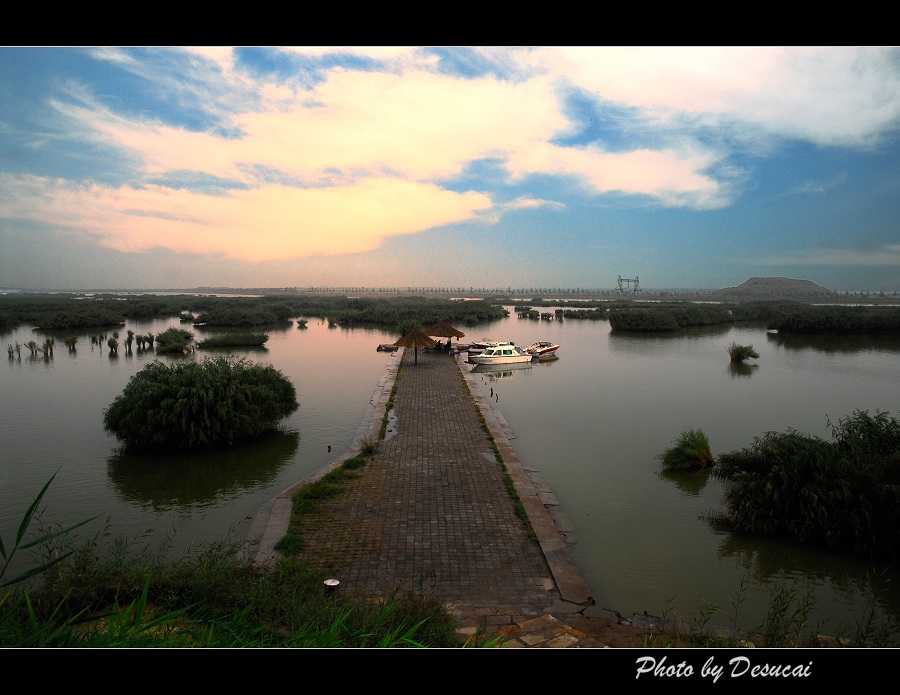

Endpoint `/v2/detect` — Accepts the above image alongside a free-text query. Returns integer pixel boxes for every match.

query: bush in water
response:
[103,356,299,450]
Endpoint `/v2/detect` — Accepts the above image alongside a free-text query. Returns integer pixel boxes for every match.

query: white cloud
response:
[506,141,729,209]
[783,172,848,196]
[0,173,492,262]
[234,69,568,184]
[502,196,567,212]
[12,46,897,267]
[545,46,900,148]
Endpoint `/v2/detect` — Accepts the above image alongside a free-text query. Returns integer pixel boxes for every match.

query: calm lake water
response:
[3,305,899,638]
[1,317,400,574]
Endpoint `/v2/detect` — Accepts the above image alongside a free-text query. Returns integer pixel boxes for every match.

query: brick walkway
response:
[245,346,596,641]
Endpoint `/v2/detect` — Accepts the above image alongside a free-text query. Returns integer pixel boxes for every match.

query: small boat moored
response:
[468,344,532,365]
[525,341,560,357]
[465,338,515,356]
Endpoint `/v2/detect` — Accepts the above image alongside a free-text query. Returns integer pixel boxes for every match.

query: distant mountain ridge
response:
[713,277,835,297]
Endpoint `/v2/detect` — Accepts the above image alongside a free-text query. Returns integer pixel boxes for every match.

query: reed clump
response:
[658,428,715,470]
[726,342,759,363]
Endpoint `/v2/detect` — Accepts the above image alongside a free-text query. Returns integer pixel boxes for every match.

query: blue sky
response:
[1,46,898,292]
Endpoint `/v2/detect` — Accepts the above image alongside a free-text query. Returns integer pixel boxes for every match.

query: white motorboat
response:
[525,341,560,357]
[465,338,515,356]
[468,344,532,365]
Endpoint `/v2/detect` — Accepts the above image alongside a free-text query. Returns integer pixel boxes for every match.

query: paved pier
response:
[246,346,606,645]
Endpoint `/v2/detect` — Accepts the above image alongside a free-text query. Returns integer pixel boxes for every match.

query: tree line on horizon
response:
[2,293,900,336]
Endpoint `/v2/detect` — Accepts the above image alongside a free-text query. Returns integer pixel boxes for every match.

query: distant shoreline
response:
[3,287,898,305]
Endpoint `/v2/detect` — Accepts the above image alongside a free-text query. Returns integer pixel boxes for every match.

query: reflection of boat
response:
[525,341,560,357]
[468,344,532,364]
[472,362,532,379]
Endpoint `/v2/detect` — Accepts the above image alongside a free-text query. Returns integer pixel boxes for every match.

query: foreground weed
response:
[63,573,195,647]
[2,538,461,647]
[693,600,721,637]
[761,576,818,647]
[845,570,900,647]
[360,437,378,456]
[0,472,97,589]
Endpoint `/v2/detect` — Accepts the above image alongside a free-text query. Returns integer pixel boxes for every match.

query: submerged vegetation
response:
[713,410,900,564]
[726,342,760,363]
[657,428,716,470]
[657,410,900,565]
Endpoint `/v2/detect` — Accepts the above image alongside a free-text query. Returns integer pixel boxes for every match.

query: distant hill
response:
[712,277,835,298]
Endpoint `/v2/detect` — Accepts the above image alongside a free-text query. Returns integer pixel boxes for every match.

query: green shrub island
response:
[154,327,195,354]
[658,411,900,565]
[103,356,299,449]
[713,410,900,564]
[608,307,680,332]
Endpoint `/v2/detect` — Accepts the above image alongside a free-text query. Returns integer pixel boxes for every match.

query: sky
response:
[1,46,898,293]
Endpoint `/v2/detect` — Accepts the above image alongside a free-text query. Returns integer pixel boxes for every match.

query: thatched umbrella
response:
[393,327,437,364]
[423,320,466,351]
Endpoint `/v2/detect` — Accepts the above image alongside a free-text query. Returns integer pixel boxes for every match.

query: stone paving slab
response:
[246,346,594,640]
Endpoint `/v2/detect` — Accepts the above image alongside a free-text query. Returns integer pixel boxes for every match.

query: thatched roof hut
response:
[423,320,466,342]
[393,328,437,364]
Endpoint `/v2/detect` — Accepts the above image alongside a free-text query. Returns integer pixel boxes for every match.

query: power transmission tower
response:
[617,275,642,292]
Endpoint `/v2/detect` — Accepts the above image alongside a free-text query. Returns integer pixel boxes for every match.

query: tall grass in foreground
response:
[0,532,463,647]
[1,472,97,589]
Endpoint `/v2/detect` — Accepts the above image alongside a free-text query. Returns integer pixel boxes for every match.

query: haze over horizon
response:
[1,47,898,293]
